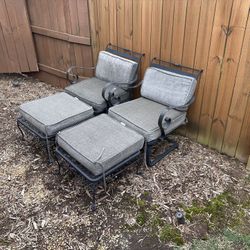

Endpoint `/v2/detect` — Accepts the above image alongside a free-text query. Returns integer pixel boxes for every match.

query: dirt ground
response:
[0,74,250,250]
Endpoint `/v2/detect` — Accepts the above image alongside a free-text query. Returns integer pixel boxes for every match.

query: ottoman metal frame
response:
[55,145,142,211]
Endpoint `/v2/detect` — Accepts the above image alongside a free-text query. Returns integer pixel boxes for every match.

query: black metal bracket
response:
[158,110,172,137]
[101,79,143,107]
[146,136,178,167]
[17,117,55,164]
[105,43,145,63]
[66,65,96,84]
[150,57,203,80]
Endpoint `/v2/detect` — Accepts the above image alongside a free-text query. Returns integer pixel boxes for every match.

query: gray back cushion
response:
[95,51,138,84]
[141,67,197,107]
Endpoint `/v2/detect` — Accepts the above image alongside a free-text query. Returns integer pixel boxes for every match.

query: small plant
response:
[137,198,146,208]
[159,224,184,246]
[151,215,164,228]
[136,211,148,226]
[184,192,239,228]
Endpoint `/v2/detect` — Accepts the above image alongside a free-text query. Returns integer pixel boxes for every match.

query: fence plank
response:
[132,0,143,95]
[141,0,152,73]
[179,0,202,136]
[236,96,250,162]
[0,0,38,73]
[117,0,125,48]
[88,0,99,64]
[160,0,174,62]
[171,0,188,63]
[109,0,117,45]
[222,13,250,157]
[31,26,90,45]
[197,0,234,145]
[186,0,217,140]
[97,0,109,50]
[150,0,163,59]
[209,0,250,151]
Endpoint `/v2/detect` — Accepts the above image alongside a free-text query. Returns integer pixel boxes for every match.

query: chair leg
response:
[17,120,25,140]
[91,184,97,211]
[55,153,62,175]
[45,136,53,164]
[146,137,178,167]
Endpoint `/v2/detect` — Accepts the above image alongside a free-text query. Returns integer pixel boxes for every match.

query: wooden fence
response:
[26,0,93,87]
[88,0,250,163]
[0,0,38,73]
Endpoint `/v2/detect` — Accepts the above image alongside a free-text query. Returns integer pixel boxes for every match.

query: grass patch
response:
[188,230,250,250]
[159,224,184,246]
[124,191,250,248]
[124,194,184,246]
[136,210,149,226]
[183,192,248,231]
[223,229,250,248]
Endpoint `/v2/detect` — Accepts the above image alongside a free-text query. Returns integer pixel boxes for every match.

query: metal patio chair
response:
[55,59,202,209]
[109,58,203,166]
[17,44,144,163]
[65,44,144,114]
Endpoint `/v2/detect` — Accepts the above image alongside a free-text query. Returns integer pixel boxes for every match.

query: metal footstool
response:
[17,92,94,163]
[55,114,144,210]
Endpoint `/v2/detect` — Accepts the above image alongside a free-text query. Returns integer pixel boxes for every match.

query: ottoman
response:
[18,92,94,162]
[55,114,144,209]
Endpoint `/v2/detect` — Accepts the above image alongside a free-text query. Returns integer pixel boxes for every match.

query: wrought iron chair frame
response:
[145,58,203,167]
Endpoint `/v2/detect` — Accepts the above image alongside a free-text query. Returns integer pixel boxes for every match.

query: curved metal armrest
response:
[66,65,96,84]
[102,77,141,106]
[158,110,172,137]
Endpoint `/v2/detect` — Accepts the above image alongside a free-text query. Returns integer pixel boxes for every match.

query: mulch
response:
[0,74,248,250]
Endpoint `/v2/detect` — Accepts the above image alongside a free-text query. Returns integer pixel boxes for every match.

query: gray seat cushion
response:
[19,92,93,137]
[109,97,186,142]
[65,77,129,113]
[95,51,138,84]
[56,114,144,176]
[141,67,197,107]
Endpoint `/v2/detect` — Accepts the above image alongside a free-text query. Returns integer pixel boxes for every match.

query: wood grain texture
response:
[179,0,202,136]
[26,0,93,87]
[197,0,234,145]
[160,0,174,62]
[223,13,250,157]
[0,0,38,73]
[209,0,250,151]
[186,0,217,140]
[236,96,250,162]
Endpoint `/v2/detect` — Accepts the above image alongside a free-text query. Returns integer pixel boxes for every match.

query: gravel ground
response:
[0,74,249,250]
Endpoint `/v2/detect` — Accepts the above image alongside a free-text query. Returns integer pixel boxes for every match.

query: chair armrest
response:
[102,77,142,106]
[66,66,96,84]
[158,110,172,137]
